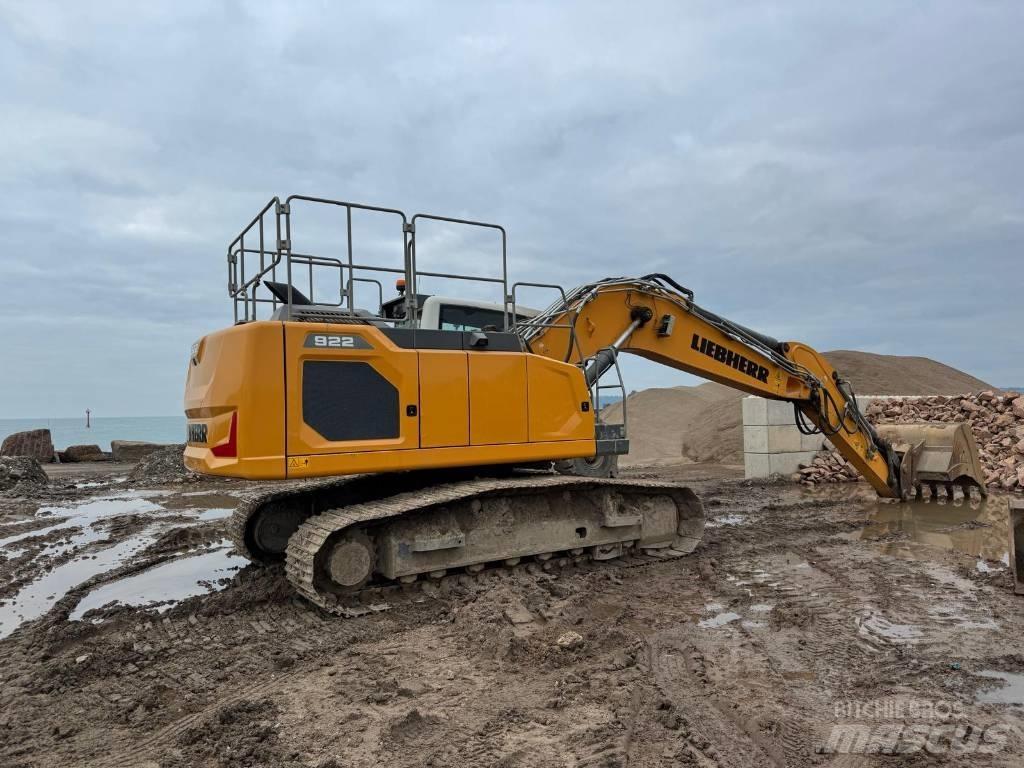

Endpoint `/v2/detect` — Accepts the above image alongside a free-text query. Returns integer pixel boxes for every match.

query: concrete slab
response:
[744,425,803,454]
[742,397,768,426]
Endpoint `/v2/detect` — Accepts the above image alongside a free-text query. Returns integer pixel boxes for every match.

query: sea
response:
[0,417,185,452]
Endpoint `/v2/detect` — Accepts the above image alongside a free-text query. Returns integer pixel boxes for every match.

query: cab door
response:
[284,324,419,458]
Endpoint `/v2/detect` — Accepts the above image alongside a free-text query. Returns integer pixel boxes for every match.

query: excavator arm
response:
[522,275,985,500]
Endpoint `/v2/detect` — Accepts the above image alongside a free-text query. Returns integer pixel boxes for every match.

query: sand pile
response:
[602,382,740,465]
[796,390,1024,492]
[610,351,991,466]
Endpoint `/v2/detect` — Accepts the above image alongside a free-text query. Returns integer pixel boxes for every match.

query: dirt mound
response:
[823,350,991,395]
[610,351,993,466]
[603,382,741,465]
[0,456,48,495]
[164,699,290,767]
[127,444,199,485]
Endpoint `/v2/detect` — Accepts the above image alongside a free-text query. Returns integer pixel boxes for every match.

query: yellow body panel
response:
[527,355,594,442]
[468,352,528,445]
[184,321,597,480]
[183,322,285,479]
[419,350,470,448]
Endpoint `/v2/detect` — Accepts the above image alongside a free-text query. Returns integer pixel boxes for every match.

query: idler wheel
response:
[326,530,375,591]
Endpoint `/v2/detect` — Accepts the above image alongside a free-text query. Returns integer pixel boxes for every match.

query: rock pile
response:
[127,444,199,484]
[795,390,1024,492]
[0,456,49,494]
[0,429,55,463]
[112,440,170,463]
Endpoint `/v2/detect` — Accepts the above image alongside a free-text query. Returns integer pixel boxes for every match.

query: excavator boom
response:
[521,275,986,499]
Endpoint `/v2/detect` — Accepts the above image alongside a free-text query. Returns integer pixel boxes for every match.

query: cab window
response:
[439,304,506,331]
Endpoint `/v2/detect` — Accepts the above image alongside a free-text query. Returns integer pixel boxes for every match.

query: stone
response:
[0,456,48,492]
[503,602,534,625]
[111,440,170,463]
[62,444,108,463]
[0,429,54,463]
[556,631,585,650]
[1013,397,1024,419]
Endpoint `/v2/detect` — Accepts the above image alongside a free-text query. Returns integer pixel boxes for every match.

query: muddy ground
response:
[1,462,1023,767]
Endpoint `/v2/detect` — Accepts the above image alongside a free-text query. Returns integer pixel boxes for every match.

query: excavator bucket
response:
[874,423,987,499]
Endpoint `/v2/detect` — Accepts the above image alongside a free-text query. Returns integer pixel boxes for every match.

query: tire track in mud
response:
[645,629,779,767]
[82,603,325,768]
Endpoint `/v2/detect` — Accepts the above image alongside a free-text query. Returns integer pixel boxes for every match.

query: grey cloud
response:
[1,0,1022,418]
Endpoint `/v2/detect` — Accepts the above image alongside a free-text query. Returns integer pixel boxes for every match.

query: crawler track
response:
[283,475,704,616]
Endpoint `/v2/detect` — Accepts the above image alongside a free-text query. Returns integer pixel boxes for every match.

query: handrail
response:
[227,196,511,327]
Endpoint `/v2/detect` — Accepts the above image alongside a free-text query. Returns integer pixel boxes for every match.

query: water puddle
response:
[0,531,156,639]
[0,493,165,553]
[698,611,742,628]
[197,508,233,521]
[160,492,239,512]
[975,670,1024,705]
[0,488,240,639]
[857,610,923,644]
[846,495,1014,565]
[706,514,745,528]
[70,542,246,620]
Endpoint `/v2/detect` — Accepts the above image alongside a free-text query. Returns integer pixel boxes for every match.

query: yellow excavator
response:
[184,195,986,614]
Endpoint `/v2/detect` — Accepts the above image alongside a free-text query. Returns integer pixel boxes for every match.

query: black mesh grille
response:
[302,361,399,441]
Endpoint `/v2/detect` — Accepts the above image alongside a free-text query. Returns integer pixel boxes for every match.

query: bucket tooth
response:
[875,423,987,499]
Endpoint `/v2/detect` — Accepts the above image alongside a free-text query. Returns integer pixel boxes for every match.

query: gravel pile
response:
[795,390,1024,492]
[126,444,200,484]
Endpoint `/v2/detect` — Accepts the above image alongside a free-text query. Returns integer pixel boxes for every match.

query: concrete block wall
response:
[743,395,903,479]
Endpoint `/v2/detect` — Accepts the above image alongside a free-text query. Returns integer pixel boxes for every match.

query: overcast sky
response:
[1,1,1021,418]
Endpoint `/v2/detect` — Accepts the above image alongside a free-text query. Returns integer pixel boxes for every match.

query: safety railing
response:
[587,345,628,438]
[508,282,578,361]
[227,196,511,328]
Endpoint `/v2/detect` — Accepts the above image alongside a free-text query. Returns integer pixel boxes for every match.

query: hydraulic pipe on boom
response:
[522,275,985,500]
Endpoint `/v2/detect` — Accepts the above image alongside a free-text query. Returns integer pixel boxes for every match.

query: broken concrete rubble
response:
[794,391,1023,492]
[0,429,55,463]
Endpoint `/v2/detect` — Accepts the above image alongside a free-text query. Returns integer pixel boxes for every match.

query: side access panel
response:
[468,352,528,445]
[526,355,594,442]
[284,325,419,466]
[419,350,470,448]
